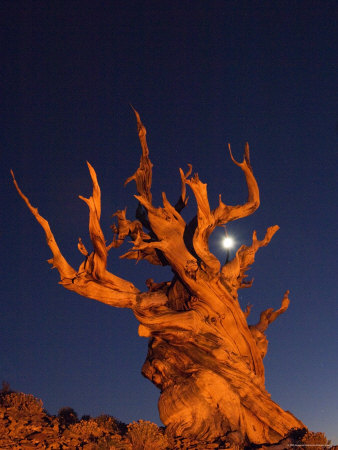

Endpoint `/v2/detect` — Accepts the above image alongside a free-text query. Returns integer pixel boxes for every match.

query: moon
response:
[222,236,234,249]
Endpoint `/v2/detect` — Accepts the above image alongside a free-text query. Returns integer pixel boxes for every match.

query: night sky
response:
[1,1,337,444]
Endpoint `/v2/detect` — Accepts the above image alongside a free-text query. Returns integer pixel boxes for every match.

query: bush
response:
[65,419,104,440]
[301,430,330,449]
[58,406,78,427]
[0,392,43,416]
[288,428,330,450]
[97,434,132,450]
[81,414,91,421]
[95,414,127,435]
[127,420,168,450]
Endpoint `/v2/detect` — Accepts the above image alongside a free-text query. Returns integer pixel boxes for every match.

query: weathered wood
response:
[12,110,305,446]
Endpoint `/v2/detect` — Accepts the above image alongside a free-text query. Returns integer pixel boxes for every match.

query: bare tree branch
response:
[249,290,290,360]
[11,167,139,308]
[175,164,192,212]
[181,143,260,278]
[236,225,279,288]
[11,170,76,281]
[213,142,260,224]
[244,303,253,318]
[255,290,290,333]
[184,174,221,276]
[124,106,153,203]
[221,225,280,289]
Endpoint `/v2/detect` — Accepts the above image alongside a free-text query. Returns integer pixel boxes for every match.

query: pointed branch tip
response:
[228,143,239,165]
[130,105,143,129]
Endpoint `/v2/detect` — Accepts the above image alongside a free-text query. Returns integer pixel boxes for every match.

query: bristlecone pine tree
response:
[12,109,305,446]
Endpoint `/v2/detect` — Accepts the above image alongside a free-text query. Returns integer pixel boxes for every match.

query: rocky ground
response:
[0,387,335,449]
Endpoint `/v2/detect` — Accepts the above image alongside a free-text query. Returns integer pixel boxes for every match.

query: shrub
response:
[95,414,127,435]
[58,406,78,427]
[81,414,91,421]
[97,434,132,450]
[301,430,330,449]
[65,418,104,440]
[288,428,330,450]
[127,420,168,450]
[0,392,43,416]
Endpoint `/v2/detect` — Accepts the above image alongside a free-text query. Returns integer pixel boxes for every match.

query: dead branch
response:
[124,106,153,203]
[213,142,260,224]
[221,225,280,290]
[255,290,290,333]
[11,167,139,309]
[175,164,192,212]
[182,143,260,278]
[11,170,76,281]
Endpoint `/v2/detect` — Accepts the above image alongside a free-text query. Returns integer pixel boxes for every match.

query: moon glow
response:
[222,236,234,249]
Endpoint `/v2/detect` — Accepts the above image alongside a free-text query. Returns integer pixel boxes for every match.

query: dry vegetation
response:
[0,383,334,450]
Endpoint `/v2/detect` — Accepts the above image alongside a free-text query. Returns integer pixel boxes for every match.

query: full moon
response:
[222,236,234,249]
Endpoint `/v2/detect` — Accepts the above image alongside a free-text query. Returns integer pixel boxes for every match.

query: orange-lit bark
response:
[12,110,305,446]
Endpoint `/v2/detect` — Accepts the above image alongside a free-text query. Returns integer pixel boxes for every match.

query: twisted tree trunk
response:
[12,109,305,446]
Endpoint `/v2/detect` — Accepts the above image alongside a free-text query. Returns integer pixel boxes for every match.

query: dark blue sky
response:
[1,0,337,443]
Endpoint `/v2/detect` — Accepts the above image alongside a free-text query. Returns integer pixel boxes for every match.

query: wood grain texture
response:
[12,110,305,446]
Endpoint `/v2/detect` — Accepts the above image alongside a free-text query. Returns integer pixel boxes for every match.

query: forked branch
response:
[123,109,201,286]
[183,142,260,277]
[124,112,262,292]
[175,164,192,212]
[255,290,290,333]
[185,173,222,275]
[214,142,260,224]
[236,225,280,287]
[221,225,279,289]
[248,290,290,359]
[11,167,139,308]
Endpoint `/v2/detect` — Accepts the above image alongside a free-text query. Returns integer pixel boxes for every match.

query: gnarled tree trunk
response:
[12,109,305,446]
